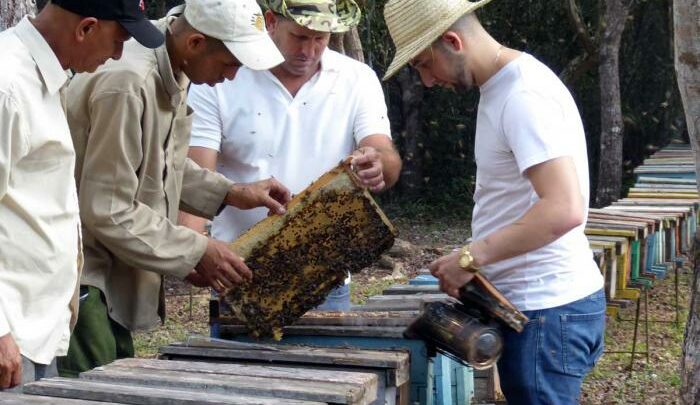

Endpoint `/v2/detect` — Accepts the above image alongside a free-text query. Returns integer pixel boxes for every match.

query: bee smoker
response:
[404,273,528,369]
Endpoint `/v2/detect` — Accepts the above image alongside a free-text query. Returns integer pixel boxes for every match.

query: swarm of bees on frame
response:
[223,163,397,340]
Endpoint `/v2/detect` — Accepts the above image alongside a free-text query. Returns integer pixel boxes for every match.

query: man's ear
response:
[185,32,208,55]
[74,17,99,43]
[264,10,278,33]
[440,31,464,53]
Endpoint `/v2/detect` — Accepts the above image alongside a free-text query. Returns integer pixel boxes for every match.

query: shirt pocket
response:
[221,108,277,165]
[171,106,194,171]
[18,140,72,173]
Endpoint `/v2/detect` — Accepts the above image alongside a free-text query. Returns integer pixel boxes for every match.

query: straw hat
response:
[382,0,495,80]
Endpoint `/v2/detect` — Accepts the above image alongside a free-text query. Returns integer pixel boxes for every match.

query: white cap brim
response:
[225,34,284,71]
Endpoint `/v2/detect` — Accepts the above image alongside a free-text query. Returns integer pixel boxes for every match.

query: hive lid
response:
[224,161,397,339]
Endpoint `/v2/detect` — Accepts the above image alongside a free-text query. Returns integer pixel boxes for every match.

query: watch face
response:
[459,254,471,269]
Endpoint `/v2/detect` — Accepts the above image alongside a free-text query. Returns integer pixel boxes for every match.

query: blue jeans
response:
[315,281,351,311]
[497,289,606,405]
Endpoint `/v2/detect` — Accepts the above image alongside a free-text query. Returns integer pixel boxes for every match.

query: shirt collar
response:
[154,17,189,109]
[13,17,69,95]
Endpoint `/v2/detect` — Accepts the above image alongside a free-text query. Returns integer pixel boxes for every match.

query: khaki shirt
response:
[0,17,81,364]
[67,18,233,331]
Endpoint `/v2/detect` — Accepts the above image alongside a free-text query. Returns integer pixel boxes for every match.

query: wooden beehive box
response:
[223,162,397,339]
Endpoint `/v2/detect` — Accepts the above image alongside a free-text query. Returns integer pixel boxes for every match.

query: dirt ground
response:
[135,217,691,404]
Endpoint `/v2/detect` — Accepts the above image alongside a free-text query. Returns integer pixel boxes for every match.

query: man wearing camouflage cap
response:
[182,0,402,310]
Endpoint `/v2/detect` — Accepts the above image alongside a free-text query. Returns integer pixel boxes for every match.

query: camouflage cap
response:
[261,0,361,33]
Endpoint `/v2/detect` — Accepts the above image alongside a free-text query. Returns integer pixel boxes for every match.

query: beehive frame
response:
[223,161,398,339]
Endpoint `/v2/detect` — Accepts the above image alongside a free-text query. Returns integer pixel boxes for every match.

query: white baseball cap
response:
[172,0,284,70]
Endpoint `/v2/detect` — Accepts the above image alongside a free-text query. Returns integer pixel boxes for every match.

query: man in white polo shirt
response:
[182,0,402,310]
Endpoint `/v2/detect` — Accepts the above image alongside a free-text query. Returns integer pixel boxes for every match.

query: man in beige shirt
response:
[0,0,163,391]
[59,0,288,377]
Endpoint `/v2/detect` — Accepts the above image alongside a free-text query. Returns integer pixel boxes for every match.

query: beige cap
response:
[180,0,284,70]
[383,0,495,80]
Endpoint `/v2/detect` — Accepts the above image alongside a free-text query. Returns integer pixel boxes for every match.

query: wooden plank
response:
[633,166,695,174]
[350,302,427,311]
[588,212,657,231]
[585,220,647,238]
[614,199,699,206]
[80,366,377,405]
[585,227,638,240]
[628,192,698,199]
[637,176,696,185]
[634,183,697,190]
[628,187,698,195]
[382,285,440,295]
[214,312,419,328]
[221,324,408,339]
[159,343,410,386]
[108,358,377,388]
[603,205,689,214]
[590,208,664,221]
[295,312,419,327]
[24,378,324,404]
[0,392,120,405]
[365,294,450,305]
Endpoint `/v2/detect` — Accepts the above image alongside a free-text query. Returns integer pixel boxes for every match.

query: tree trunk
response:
[395,67,424,196]
[674,0,700,402]
[342,27,364,64]
[595,0,634,207]
[560,0,599,86]
[329,33,346,55]
[0,0,36,30]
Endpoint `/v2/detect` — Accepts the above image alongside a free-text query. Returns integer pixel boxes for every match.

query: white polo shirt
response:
[0,17,80,364]
[473,53,603,311]
[189,49,391,242]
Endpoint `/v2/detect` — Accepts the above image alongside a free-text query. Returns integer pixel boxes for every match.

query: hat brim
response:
[225,34,285,71]
[120,18,165,49]
[382,0,495,81]
[289,15,351,33]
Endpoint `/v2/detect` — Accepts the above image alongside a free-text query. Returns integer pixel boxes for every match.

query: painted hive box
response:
[223,161,397,339]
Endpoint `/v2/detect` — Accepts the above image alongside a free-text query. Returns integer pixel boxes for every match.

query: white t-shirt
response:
[189,49,391,242]
[472,53,604,311]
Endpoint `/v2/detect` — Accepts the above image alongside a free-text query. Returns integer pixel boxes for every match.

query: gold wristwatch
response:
[458,244,480,273]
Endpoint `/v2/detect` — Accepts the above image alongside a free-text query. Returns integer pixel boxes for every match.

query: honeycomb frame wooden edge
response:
[228,161,397,255]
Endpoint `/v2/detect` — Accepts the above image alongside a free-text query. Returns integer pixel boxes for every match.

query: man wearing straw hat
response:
[383,0,605,403]
[58,0,292,377]
[181,0,402,310]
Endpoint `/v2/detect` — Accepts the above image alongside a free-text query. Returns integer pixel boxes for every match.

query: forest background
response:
[116,0,688,218]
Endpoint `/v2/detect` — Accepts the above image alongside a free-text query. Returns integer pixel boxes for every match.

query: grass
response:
[350,275,408,304]
[580,270,692,404]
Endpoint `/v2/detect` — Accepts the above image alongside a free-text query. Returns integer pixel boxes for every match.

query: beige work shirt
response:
[67,18,233,331]
[0,17,81,364]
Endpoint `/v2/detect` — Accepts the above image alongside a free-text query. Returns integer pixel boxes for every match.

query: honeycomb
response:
[223,162,397,339]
